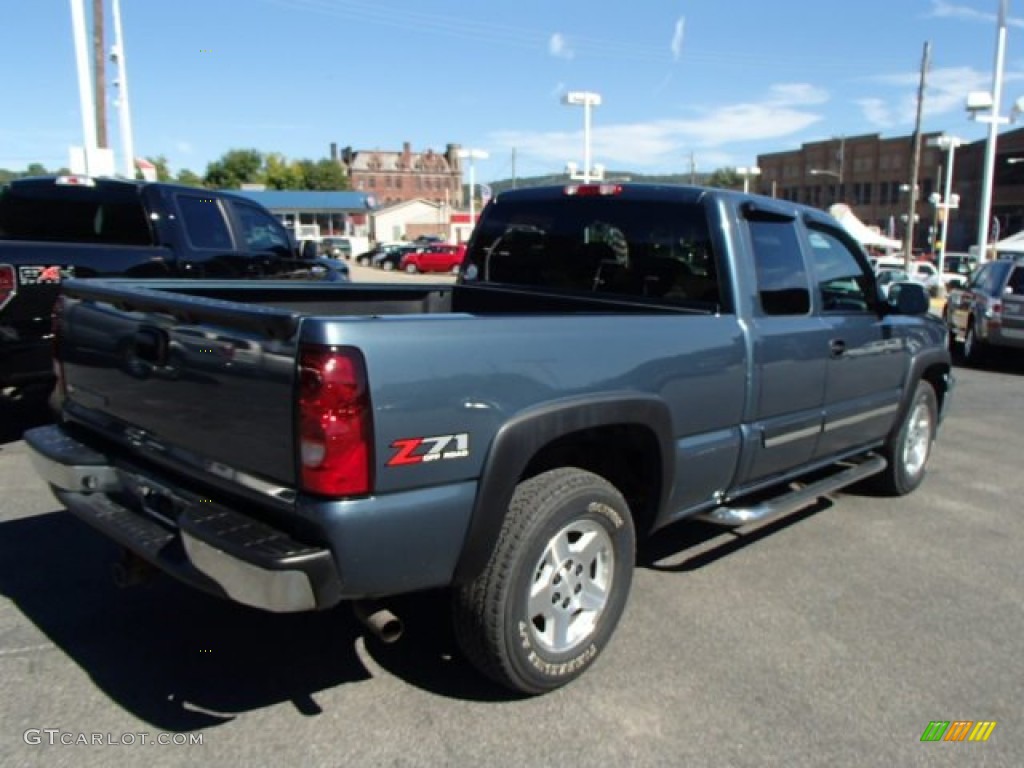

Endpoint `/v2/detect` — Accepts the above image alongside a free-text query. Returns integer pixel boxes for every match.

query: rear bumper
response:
[24,424,342,612]
[24,423,479,609]
[986,325,1024,350]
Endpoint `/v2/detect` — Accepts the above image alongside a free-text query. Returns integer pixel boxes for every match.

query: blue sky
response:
[4,0,1024,183]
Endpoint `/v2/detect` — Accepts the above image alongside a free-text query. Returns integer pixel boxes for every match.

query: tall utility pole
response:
[903,41,931,268]
[92,0,107,148]
[689,152,696,184]
[511,147,517,189]
[975,0,1010,263]
[111,0,135,179]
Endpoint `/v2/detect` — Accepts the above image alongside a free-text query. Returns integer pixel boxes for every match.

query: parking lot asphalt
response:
[1,355,1022,767]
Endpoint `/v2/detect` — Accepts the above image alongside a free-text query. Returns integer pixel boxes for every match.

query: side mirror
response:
[300,239,318,261]
[887,281,930,315]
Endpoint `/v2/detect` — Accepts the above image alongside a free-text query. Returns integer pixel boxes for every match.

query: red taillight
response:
[564,184,623,197]
[298,345,373,496]
[989,300,1003,325]
[0,264,15,311]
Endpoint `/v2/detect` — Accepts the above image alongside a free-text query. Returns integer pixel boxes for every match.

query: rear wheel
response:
[963,320,986,365]
[870,380,937,496]
[383,261,394,271]
[405,263,418,274]
[451,264,461,275]
[452,468,635,694]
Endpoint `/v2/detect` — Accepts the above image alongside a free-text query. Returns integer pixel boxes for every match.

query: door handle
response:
[829,339,846,358]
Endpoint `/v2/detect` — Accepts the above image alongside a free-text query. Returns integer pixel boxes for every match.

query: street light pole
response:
[928,135,964,281]
[457,148,488,234]
[973,0,1009,263]
[736,166,761,194]
[563,91,602,183]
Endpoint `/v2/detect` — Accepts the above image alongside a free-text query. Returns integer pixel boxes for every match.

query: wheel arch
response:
[901,348,953,428]
[452,393,674,584]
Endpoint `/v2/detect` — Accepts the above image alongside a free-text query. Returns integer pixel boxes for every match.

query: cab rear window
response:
[464,198,723,307]
[0,181,153,246]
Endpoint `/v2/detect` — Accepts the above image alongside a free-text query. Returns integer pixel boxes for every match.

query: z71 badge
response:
[19,265,75,285]
[387,433,470,466]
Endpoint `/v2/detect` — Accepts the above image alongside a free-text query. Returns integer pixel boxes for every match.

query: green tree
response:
[297,158,349,190]
[264,153,304,190]
[203,148,265,189]
[706,168,741,190]
[141,155,172,182]
[26,162,48,176]
[175,168,204,187]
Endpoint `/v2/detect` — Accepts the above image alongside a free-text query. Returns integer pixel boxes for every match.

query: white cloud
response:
[855,98,895,129]
[488,82,827,172]
[548,33,574,60]
[670,17,685,61]
[926,0,1024,28]
[857,65,1024,127]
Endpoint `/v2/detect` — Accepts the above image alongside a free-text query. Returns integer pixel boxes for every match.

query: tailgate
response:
[58,280,302,489]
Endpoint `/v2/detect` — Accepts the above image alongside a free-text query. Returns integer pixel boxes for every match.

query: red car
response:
[400,243,466,274]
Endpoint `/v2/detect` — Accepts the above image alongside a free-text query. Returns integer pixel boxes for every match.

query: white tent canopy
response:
[994,230,1024,254]
[828,204,903,250]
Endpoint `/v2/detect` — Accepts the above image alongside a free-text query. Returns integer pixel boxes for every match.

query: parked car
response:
[876,267,911,298]
[944,255,1024,363]
[400,243,466,274]
[940,253,976,290]
[354,242,401,266]
[873,257,943,294]
[375,243,424,271]
[0,174,341,399]
[319,237,352,259]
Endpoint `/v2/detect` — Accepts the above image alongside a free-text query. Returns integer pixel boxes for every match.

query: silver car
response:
[945,257,1024,363]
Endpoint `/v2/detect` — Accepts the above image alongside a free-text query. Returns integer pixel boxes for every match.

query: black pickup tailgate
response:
[57,280,303,489]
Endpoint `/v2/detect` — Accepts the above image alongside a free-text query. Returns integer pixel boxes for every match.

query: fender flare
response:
[452,392,675,584]
[895,346,953,430]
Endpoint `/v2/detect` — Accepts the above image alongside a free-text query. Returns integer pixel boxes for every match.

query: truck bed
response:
[56,278,736,509]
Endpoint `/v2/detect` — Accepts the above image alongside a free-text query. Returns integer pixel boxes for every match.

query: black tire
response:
[405,263,417,274]
[871,380,938,496]
[452,468,635,694]
[963,320,986,366]
[383,261,394,271]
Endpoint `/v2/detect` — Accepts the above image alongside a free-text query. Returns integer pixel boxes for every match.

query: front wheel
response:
[405,263,418,274]
[452,468,635,694]
[871,380,938,496]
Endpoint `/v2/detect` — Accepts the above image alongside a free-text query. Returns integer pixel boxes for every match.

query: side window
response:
[177,194,233,250]
[969,264,990,291]
[805,226,872,312]
[749,218,811,315]
[1007,266,1024,295]
[235,203,292,254]
[983,262,1011,295]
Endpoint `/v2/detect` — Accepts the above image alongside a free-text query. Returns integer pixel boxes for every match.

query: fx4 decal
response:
[19,265,75,285]
[387,433,470,466]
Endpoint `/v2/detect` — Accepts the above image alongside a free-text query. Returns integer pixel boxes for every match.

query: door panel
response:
[804,224,907,459]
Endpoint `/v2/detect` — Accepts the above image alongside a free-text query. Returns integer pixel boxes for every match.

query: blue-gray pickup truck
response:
[26,183,953,694]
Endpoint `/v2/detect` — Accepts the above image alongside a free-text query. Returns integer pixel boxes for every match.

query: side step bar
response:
[695,454,887,530]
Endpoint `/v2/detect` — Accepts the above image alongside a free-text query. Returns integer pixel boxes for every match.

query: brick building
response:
[757,128,1024,252]
[334,142,463,208]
